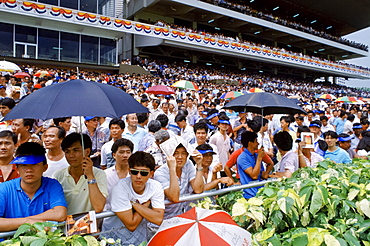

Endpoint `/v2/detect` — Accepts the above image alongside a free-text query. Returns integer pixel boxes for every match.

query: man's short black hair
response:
[23,119,35,131]
[53,117,71,126]
[323,130,338,139]
[61,133,92,151]
[109,118,125,129]
[0,98,15,109]
[320,116,328,121]
[247,120,261,133]
[0,130,17,144]
[111,138,134,154]
[193,122,208,134]
[46,126,66,139]
[241,131,257,148]
[347,114,355,121]
[15,142,47,165]
[361,119,369,125]
[128,151,155,171]
[136,113,149,124]
[156,114,169,128]
[148,120,161,133]
[280,116,292,124]
[297,126,310,134]
[175,114,187,123]
[274,131,293,151]
[296,116,304,121]
[196,143,213,152]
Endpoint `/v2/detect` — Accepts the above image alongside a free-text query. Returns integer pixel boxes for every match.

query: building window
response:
[60,32,79,62]
[15,25,37,43]
[0,23,13,57]
[38,0,58,5]
[98,0,115,17]
[100,38,116,65]
[80,0,97,13]
[60,0,78,10]
[81,35,98,64]
[38,29,59,60]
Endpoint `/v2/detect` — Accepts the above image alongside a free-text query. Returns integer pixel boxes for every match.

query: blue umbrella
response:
[222,92,306,115]
[3,79,149,121]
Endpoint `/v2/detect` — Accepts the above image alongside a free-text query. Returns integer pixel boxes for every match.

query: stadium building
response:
[0,0,369,80]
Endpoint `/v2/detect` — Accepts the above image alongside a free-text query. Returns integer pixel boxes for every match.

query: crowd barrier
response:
[0,179,276,238]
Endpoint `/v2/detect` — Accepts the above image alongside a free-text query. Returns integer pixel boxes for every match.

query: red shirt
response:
[0,164,20,183]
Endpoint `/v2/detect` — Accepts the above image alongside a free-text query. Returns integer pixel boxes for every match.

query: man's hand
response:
[191,150,203,166]
[212,162,223,173]
[257,147,265,159]
[219,177,234,186]
[261,171,269,180]
[167,156,176,170]
[82,157,94,180]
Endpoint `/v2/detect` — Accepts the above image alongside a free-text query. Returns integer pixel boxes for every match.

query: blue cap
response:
[338,136,354,142]
[353,125,362,129]
[198,149,216,155]
[218,120,230,125]
[206,112,219,120]
[309,123,321,128]
[84,116,97,121]
[10,155,46,165]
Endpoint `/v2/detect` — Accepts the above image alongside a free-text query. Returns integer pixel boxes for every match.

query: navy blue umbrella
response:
[4,79,149,121]
[223,92,306,115]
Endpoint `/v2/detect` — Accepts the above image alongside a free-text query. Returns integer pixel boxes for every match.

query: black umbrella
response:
[4,79,149,121]
[223,92,306,115]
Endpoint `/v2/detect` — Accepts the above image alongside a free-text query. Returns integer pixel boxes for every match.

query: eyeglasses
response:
[130,168,150,176]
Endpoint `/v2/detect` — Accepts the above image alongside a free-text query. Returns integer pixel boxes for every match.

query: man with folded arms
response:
[0,142,67,231]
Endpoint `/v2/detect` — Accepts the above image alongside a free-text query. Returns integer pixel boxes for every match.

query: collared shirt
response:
[138,133,155,151]
[83,128,108,153]
[0,177,67,218]
[324,147,352,164]
[209,131,230,166]
[144,143,166,167]
[154,160,196,219]
[278,150,299,173]
[53,167,108,215]
[0,164,19,183]
[237,148,265,199]
[100,140,115,168]
[122,127,148,153]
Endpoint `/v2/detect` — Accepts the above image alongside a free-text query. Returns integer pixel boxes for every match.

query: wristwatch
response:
[87,179,97,184]
[130,199,140,206]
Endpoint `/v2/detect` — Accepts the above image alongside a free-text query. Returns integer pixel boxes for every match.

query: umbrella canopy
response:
[220,91,243,100]
[335,96,358,103]
[146,85,175,95]
[172,80,199,90]
[248,88,264,93]
[318,94,336,100]
[148,207,252,246]
[34,70,53,77]
[0,61,21,72]
[223,92,306,115]
[3,79,149,121]
[13,72,30,78]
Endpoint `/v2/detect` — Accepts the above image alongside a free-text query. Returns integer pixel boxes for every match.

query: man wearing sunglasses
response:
[102,151,164,245]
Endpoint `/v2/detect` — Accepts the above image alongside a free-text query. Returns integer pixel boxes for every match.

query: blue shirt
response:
[324,147,352,164]
[122,127,148,152]
[237,148,265,199]
[0,177,67,219]
[334,118,346,135]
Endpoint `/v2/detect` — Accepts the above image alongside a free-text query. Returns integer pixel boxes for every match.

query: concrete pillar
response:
[302,48,306,55]
[237,60,243,69]
[192,55,197,64]
[303,72,306,79]
[192,22,197,30]
[274,68,278,75]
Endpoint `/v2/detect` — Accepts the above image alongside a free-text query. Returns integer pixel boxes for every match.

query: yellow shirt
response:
[53,167,108,215]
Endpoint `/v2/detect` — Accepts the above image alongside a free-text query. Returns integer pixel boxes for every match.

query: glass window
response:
[100,38,116,65]
[15,25,37,43]
[80,0,97,13]
[98,0,114,16]
[60,0,78,9]
[38,29,59,60]
[60,32,79,62]
[81,35,98,64]
[38,0,58,5]
[0,23,13,57]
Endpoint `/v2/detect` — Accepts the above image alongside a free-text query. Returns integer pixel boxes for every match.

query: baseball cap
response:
[10,155,46,165]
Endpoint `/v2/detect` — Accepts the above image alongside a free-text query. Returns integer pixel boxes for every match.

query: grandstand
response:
[0,0,369,82]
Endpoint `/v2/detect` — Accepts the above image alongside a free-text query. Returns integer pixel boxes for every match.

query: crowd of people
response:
[201,0,369,51]
[150,18,370,74]
[1,59,370,244]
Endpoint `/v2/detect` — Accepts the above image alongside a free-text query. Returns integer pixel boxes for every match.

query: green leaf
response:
[309,188,323,216]
[32,223,46,232]
[343,230,361,246]
[277,197,294,214]
[348,189,360,201]
[30,239,47,246]
[263,187,276,197]
[14,224,32,238]
[349,174,360,184]
[19,236,40,246]
[324,234,341,246]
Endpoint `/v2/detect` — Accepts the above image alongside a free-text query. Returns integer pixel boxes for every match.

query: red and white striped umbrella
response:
[148,207,252,246]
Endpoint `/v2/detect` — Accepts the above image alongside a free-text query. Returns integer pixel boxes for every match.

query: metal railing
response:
[0,179,276,238]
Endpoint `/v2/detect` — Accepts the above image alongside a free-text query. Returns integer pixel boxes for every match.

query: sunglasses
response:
[130,168,150,176]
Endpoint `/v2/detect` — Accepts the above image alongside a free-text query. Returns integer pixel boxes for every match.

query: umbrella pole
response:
[79,116,85,156]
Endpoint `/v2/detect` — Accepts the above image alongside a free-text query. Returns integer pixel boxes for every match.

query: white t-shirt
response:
[104,166,130,210]
[43,155,69,178]
[102,178,164,245]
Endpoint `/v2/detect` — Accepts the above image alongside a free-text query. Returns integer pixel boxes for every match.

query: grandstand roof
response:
[136,0,369,59]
